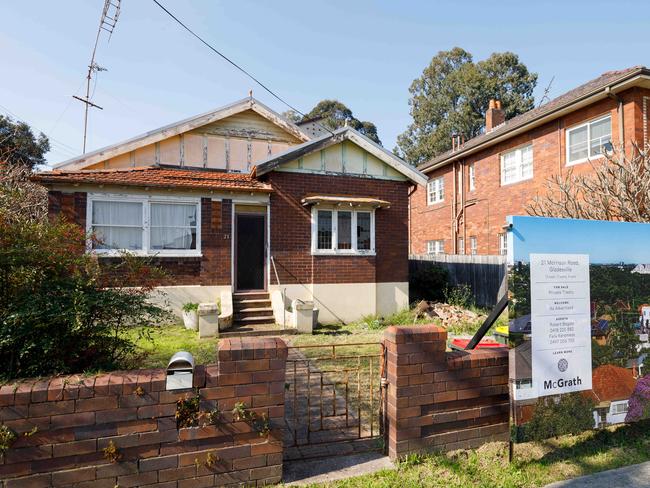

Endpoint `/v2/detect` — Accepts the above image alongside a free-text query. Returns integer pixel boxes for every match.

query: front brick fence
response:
[1,327,512,486]
[382,325,510,460]
[0,337,286,488]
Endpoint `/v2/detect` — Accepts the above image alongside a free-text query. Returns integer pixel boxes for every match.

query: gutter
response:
[420,70,650,173]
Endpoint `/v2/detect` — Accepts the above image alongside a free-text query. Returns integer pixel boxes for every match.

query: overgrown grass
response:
[121,322,217,369]
[300,420,650,487]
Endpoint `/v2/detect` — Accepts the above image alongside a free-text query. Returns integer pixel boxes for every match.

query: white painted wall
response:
[269,281,409,324]
[149,285,231,318]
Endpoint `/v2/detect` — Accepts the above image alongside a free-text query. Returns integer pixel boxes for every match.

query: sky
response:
[509,216,650,265]
[2,0,650,167]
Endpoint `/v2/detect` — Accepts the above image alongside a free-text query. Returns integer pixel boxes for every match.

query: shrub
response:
[0,213,172,379]
[409,264,448,302]
[519,393,595,441]
[444,284,474,308]
[182,302,199,313]
[625,374,650,423]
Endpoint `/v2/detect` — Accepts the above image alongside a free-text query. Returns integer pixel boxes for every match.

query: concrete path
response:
[283,452,394,485]
[545,461,650,487]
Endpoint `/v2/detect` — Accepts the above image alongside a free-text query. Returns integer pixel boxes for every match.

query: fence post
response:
[382,325,510,460]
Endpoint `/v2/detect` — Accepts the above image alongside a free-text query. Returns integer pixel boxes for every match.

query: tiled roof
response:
[419,66,650,172]
[587,364,637,404]
[32,166,272,192]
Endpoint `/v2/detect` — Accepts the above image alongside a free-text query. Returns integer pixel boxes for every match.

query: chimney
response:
[485,99,505,132]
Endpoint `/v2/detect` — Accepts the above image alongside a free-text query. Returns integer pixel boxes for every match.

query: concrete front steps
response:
[222,291,292,337]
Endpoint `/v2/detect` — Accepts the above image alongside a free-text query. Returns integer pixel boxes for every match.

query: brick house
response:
[410,66,650,256]
[34,97,426,324]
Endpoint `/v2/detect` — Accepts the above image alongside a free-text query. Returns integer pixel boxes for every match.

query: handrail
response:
[270,256,287,329]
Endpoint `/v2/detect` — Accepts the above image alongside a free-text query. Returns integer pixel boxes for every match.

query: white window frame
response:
[500,143,533,186]
[498,233,507,256]
[469,163,476,191]
[310,206,375,256]
[427,177,445,205]
[87,193,202,257]
[427,240,445,255]
[457,237,465,255]
[566,114,612,166]
[611,401,628,415]
[469,236,478,255]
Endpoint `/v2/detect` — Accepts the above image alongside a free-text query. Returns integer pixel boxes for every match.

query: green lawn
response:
[122,322,218,369]
[299,420,650,487]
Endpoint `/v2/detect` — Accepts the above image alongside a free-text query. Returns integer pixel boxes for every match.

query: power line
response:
[0,104,80,157]
[151,0,331,134]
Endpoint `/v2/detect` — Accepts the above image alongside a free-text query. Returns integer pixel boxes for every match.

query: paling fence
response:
[409,254,507,308]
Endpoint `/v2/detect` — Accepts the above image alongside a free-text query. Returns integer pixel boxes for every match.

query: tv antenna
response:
[74,0,122,153]
[537,76,555,107]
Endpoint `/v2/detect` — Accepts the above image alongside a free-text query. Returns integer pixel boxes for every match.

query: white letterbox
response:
[166,351,195,390]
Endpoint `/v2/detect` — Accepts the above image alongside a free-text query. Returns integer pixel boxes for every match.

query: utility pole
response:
[74,0,121,153]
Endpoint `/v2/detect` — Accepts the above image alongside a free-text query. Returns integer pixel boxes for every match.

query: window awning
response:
[301,195,391,208]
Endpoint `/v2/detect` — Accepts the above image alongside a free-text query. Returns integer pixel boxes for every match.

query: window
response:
[469,163,475,191]
[91,200,144,251]
[498,233,507,256]
[566,115,612,165]
[427,177,444,205]
[317,210,333,250]
[150,203,197,250]
[427,240,444,255]
[611,402,628,415]
[457,237,465,255]
[312,208,374,255]
[469,236,478,255]
[500,144,533,185]
[88,194,201,256]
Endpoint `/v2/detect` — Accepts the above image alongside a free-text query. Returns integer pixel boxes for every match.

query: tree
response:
[298,100,381,144]
[518,393,595,441]
[396,48,537,165]
[0,164,47,223]
[0,115,50,170]
[0,210,172,379]
[527,144,650,222]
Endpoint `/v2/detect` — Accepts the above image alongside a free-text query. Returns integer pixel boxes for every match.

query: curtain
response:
[150,203,197,250]
[91,201,143,250]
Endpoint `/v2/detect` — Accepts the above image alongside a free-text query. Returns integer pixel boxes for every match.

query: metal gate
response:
[284,342,386,460]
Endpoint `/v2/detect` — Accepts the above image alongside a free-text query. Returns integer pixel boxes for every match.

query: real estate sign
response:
[529,253,592,397]
[507,216,650,442]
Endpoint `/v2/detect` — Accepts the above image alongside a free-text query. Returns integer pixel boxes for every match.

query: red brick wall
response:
[383,325,509,459]
[47,192,232,287]
[0,337,286,487]
[265,171,410,284]
[410,87,650,255]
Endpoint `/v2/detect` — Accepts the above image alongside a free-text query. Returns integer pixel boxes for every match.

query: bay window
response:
[88,194,201,256]
[312,207,375,255]
[566,115,612,165]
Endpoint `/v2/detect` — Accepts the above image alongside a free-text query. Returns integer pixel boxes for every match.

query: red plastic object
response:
[451,338,507,349]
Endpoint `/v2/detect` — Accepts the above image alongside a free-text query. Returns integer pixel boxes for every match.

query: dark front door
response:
[235,214,266,291]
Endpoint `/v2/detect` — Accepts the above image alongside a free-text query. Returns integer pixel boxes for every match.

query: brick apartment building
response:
[410,66,650,256]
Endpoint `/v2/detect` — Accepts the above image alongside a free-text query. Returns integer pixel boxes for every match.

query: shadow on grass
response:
[312,323,352,336]
[517,419,650,474]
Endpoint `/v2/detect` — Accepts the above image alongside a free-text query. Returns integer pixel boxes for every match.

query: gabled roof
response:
[419,66,650,173]
[587,364,637,404]
[253,127,428,186]
[32,166,272,192]
[55,97,311,171]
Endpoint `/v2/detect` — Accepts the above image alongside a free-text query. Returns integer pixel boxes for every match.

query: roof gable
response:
[55,98,311,171]
[254,127,427,186]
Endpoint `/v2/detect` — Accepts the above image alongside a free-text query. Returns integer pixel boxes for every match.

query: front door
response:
[235,213,266,291]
